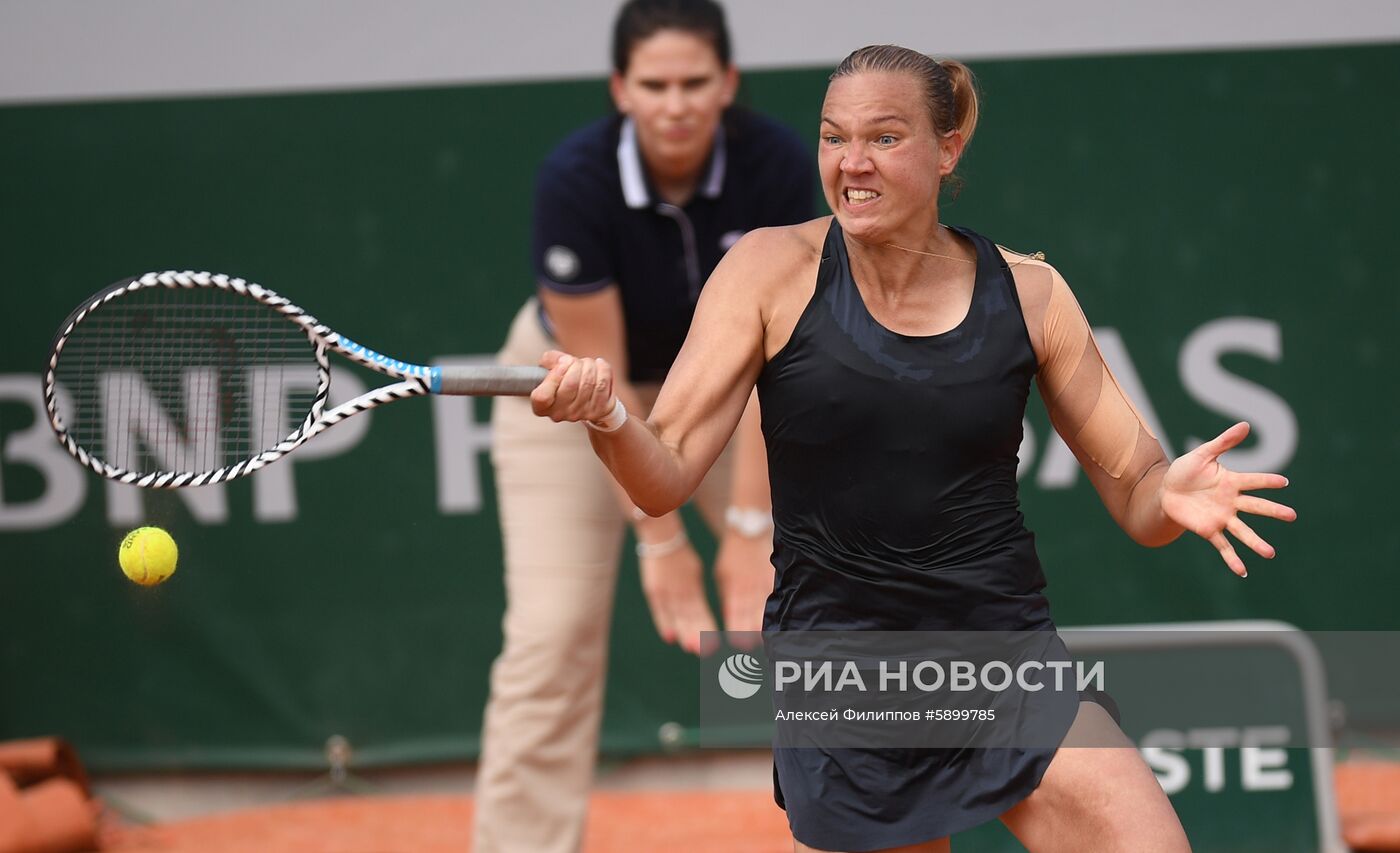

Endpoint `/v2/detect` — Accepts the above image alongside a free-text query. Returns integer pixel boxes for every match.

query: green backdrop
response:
[2,44,1397,783]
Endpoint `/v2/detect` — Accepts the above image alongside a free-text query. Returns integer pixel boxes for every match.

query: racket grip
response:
[435,365,547,396]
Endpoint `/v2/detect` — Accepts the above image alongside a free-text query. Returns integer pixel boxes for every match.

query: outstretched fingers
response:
[1236,494,1298,522]
[1196,421,1250,459]
[1209,531,1248,578]
[1234,471,1290,492]
[1170,424,1294,578]
[1227,516,1275,560]
[1204,473,1293,577]
[1210,513,1282,576]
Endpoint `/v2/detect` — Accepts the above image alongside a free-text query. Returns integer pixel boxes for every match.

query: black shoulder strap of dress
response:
[948,223,1019,305]
[823,216,844,262]
[812,217,846,297]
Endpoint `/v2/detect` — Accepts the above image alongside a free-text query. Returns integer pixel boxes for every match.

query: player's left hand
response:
[713,533,773,649]
[1160,421,1297,577]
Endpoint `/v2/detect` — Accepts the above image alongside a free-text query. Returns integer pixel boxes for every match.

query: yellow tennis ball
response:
[119,527,178,586]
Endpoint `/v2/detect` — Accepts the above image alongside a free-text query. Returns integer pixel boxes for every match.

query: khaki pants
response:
[474,300,734,853]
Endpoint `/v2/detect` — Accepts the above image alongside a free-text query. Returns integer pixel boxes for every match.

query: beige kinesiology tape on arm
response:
[1038,269,1156,479]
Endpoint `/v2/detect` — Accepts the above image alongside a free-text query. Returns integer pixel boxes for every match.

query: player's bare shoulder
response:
[714,218,826,291]
[715,218,827,360]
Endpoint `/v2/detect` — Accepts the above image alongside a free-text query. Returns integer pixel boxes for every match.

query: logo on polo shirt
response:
[544,245,581,282]
[720,230,746,252]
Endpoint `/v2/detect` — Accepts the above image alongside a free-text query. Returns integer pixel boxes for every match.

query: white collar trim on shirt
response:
[617,116,727,210]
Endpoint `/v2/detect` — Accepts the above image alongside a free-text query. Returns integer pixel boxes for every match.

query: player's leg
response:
[793,837,950,852]
[475,300,627,853]
[999,701,1191,852]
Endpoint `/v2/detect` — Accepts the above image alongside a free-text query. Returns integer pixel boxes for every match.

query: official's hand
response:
[531,350,616,424]
[639,542,719,656]
[714,533,773,649]
[1160,422,1297,577]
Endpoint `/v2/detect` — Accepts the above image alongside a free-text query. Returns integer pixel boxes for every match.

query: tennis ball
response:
[119,527,178,586]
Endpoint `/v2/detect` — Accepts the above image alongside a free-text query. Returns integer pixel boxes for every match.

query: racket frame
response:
[45,270,522,488]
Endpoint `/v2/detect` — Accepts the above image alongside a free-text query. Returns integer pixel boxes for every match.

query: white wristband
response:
[635,530,688,559]
[585,398,627,433]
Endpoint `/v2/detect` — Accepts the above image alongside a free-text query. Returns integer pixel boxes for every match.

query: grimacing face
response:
[610,29,738,180]
[818,71,962,243]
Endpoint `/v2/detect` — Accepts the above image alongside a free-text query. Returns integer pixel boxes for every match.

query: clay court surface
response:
[99,790,793,852]
[80,758,1400,853]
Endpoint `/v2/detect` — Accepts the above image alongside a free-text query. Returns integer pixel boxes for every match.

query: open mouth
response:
[844,188,880,206]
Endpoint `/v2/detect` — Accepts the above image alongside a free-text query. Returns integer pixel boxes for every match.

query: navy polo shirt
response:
[531,108,814,382]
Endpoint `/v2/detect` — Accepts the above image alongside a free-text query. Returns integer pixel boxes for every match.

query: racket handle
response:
[435,365,547,396]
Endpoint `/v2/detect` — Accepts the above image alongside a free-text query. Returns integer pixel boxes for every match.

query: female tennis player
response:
[531,44,1295,852]
[476,1,813,850]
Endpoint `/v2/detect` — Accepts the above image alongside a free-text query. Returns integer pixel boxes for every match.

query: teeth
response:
[846,189,879,202]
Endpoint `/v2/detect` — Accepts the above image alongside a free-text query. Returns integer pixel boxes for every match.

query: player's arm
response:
[704,134,811,638]
[1013,259,1174,542]
[541,286,720,651]
[538,287,691,546]
[532,229,784,515]
[528,157,696,544]
[1013,254,1295,574]
[715,120,812,527]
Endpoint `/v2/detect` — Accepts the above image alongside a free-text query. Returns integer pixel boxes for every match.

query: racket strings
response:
[54,284,323,477]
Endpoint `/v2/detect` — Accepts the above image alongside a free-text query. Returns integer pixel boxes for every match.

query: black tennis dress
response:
[757,219,1074,850]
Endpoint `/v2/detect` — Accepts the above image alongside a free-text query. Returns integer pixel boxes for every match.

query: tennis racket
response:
[44,270,545,488]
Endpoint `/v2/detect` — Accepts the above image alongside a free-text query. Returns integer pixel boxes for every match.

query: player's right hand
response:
[532,350,616,424]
